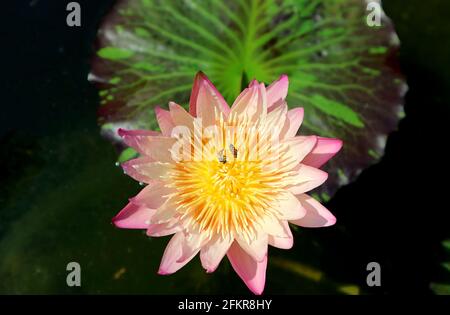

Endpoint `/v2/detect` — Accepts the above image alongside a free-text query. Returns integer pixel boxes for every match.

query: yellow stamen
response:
[168,111,293,241]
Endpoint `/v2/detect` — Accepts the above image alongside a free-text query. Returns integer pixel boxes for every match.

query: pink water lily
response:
[112,72,342,294]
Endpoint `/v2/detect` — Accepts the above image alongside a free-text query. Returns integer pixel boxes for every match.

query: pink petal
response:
[274,191,306,220]
[265,101,288,137]
[112,202,155,229]
[227,242,267,295]
[121,157,153,183]
[158,232,199,275]
[118,129,176,162]
[169,102,195,129]
[200,235,233,273]
[281,136,317,170]
[155,106,175,136]
[267,99,286,113]
[236,233,268,262]
[287,164,328,195]
[290,194,336,227]
[268,221,293,249]
[178,232,206,262]
[196,84,223,127]
[117,129,160,154]
[122,159,172,183]
[189,72,230,117]
[281,108,304,139]
[146,222,181,237]
[118,128,160,140]
[151,197,179,224]
[248,79,260,87]
[267,74,288,110]
[131,181,173,209]
[230,83,267,120]
[302,137,343,168]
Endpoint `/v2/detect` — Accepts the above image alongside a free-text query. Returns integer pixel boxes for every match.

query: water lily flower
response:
[112,72,342,294]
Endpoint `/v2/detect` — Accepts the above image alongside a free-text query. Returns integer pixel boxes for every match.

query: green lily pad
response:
[90,0,406,195]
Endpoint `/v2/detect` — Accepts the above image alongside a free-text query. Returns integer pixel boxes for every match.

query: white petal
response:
[200,235,233,273]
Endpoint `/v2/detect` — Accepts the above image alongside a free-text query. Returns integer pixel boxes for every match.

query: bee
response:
[229,144,238,158]
[217,149,227,164]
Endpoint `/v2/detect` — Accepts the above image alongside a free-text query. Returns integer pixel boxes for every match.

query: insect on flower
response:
[217,149,227,164]
[229,144,238,159]
[112,72,343,294]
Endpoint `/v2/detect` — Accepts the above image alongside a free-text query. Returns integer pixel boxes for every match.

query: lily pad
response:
[89,0,406,195]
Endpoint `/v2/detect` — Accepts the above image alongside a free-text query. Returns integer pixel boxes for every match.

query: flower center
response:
[166,112,292,241]
[171,157,278,240]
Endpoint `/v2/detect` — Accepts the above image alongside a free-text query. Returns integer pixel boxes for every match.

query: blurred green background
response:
[1,0,449,294]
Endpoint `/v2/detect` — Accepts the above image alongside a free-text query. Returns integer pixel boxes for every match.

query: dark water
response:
[1,0,449,294]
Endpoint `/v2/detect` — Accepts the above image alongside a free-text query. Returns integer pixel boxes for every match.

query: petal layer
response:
[281,108,304,139]
[189,72,230,117]
[274,191,306,220]
[236,233,268,262]
[290,194,336,227]
[122,159,172,183]
[267,74,288,110]
[227,242,267,295]
[112,202,155,229]
[118,129,176,162]
[302,137,343,168]
[146,222,181,237]
[131,181,173,208]
[230,82,267,120]
[287,164,328,195]
[158,232,200,275]
[155,106,175,136]
[200,235,233,273]
[280,136,317,171]
[268,221,293,249]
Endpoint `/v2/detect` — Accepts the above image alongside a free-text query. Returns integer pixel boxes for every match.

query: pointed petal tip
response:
[117,128,126,137]
[327,215,337,227]
[302,137,344,168]
[267,75,289,109]
[157,269,169,276]
[168,101,177,110]
[190,72,230,116]
[248,79,259,87]
[321,211,337,227]
[195,70,206,77]
[295,107,305,124]
[111,217,134,229]
[291,194,337,228]
[335,138,344,151]
[120,160,131,173]
[250,286,265,295]
[322,137,344,151]
[193,71,212,85]
[111,216,120,227]
[111,201,155,229]
[279,73,289,82]
[321,170,329,183]
[268,235,294,250]
[227,243,268,295]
